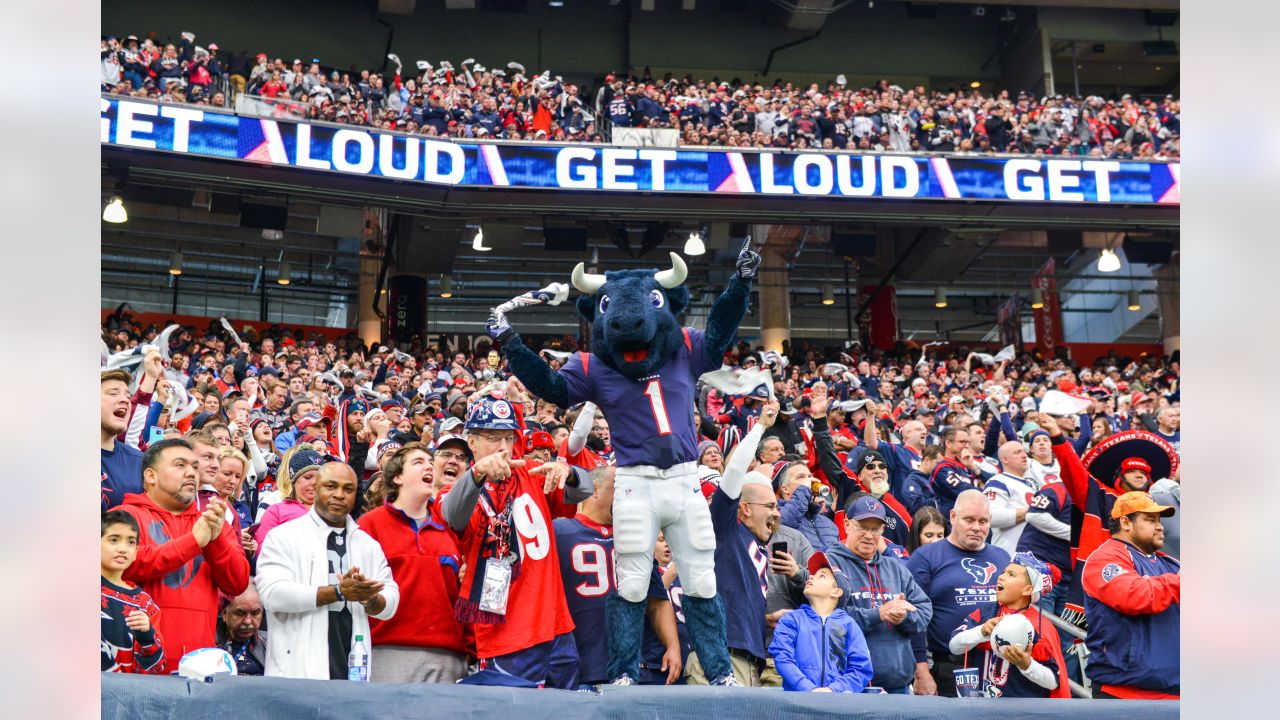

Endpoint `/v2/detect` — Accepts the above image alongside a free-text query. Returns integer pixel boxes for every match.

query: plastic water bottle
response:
[348,635,369,682]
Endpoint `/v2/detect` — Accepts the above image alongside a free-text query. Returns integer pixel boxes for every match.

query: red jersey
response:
[453,465,579,658]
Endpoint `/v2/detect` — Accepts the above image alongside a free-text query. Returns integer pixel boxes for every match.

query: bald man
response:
[258,462,399,680]
[984,441,1038,555]
[906,490,1010,697]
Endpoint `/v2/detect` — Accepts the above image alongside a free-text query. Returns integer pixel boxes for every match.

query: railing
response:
[1041,608,1092,699]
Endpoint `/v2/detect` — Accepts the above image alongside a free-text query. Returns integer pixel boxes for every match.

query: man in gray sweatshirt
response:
[825,496,933,694]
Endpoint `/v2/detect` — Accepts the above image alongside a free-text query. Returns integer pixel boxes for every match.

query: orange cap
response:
[1110,491,1174,519]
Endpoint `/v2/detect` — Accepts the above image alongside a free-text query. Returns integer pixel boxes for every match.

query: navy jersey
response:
[553,515,665,683]
[930,458,981,520]
[709,489,770,659]
[559,328,719,469]
[102,441,143,511]
[906,539,1011,653]
[952,603,1066,698]
[640,572,691,684]
[1016,482,1073,582]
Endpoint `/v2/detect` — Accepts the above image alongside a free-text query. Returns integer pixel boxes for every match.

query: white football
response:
[991,613,1035,653]
[177,647,237,682]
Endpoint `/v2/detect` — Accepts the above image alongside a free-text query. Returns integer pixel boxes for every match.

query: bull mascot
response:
[486,239,761,686]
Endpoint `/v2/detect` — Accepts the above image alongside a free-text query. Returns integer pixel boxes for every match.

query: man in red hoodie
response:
[113,438,251,673]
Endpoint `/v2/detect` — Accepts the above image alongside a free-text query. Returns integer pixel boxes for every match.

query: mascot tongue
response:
[623,349,649,362]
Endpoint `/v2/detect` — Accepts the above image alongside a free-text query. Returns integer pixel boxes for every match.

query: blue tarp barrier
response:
[102,673,1178,720]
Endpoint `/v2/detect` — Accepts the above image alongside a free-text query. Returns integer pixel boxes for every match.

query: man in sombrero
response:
[1028,412,1178,646]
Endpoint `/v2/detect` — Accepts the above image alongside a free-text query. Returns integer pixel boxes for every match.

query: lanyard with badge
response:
[476,490,516,616]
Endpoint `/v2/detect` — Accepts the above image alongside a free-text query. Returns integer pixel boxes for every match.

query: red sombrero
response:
[1082,429,1178,484]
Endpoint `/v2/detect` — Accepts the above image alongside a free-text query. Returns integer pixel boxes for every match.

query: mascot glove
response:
[486,313,515,343]
[735,240,762,280]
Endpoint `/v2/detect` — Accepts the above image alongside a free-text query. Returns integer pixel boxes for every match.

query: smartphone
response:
[772,541,789,559]
[147,426,165,444]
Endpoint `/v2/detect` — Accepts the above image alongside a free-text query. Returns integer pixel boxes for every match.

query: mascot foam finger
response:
[488,238,761,686]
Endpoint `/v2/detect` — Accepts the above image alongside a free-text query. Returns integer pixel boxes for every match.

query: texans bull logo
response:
[961,557,998,585]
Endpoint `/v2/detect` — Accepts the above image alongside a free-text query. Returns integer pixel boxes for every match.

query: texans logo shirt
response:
[906,539,1011,653]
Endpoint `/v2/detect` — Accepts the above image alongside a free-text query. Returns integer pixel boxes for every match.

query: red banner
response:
[855,286,898,351]
[1032,259,1064,358]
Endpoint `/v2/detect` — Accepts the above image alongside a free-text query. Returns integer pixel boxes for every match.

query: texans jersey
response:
[641,572,691,684]
[1016,482,1073,583]
[559,328,719,469]
[710,489,770,659]
[906,539,1011,653]
[952,603,1068,698]
[553,515,665,684]
[101,577,165,674]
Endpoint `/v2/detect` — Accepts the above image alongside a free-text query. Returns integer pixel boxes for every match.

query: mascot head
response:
[572,253,690,379]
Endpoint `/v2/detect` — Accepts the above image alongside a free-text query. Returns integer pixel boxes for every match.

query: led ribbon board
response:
[101,96,1180,205]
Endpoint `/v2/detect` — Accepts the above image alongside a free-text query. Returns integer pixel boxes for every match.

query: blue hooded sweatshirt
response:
[768,604,874,692]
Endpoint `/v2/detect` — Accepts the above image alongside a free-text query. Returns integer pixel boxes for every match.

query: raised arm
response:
[488,327,570,409]
[567,402,597,455]
[704,239,759,360]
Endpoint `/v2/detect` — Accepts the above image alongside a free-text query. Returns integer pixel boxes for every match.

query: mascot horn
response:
[487,238,761,686]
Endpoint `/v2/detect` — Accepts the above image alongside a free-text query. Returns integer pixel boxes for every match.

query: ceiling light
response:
[1097,248,1122,272]
[822,285,835,305]
[1030,287,1044,309]
[169,251,183,276]
[440,274,453,298]
[934,288,948,308]
[1127,290,1141,311]
[970,81,981,89]
[103,196,127,223]
[277,261,291,285]
[472,227,491,252]
[684,232,706,256]
[262,228,284,241]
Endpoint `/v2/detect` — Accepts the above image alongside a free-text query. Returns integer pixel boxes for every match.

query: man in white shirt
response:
[984,441,1038,555]
[258,462,399,680]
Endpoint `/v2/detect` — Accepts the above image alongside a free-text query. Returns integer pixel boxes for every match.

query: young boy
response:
[948,552,1070,698]
[768,551,874,693]
[101,510,165,674]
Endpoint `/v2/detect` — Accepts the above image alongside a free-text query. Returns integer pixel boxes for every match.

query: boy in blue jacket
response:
[768,551,874,693]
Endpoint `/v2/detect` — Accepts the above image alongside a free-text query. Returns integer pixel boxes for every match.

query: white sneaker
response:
[710,674,742,687]
[609,675,637,686]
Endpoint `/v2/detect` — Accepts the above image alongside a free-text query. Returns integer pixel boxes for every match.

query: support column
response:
[357,249,383,347]
[1156,253,1179,354]
[757,232,791,354]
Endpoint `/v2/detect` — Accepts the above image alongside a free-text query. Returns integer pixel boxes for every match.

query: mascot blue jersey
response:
[559,327,718,469]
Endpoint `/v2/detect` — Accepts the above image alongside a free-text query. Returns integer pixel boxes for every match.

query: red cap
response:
[1120,457,1152,475]
[526,431,555,451]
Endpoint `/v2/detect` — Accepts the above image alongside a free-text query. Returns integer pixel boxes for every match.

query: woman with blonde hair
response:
[252,447,323,556]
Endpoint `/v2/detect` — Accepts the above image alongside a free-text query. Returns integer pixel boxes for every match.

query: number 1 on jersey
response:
[644,379,672,435]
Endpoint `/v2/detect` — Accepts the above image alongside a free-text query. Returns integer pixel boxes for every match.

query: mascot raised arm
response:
[487,238,761,686]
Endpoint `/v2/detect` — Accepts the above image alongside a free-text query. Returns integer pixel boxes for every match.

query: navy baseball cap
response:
[745,383,771,400]
[464,394,520,432]
[847,495,887,523]
[807,551,854,609]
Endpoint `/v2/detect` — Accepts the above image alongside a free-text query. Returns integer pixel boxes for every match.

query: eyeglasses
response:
[850,524,885,536]
[434,450,468,462]
[744,501,778,511]
[472,433,514,445]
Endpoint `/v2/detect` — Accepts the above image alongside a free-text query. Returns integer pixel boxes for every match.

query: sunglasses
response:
[860,462,888,471]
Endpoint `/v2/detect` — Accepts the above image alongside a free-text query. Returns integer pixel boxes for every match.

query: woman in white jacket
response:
[257,462,399,680]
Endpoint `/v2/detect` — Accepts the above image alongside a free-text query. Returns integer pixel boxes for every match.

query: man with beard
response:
[113,439,251,672]
[1080,492,1180,699]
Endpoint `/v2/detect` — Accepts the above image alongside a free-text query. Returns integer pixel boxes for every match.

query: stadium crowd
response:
[102,30,1180,159]
[100,304,1180,699]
